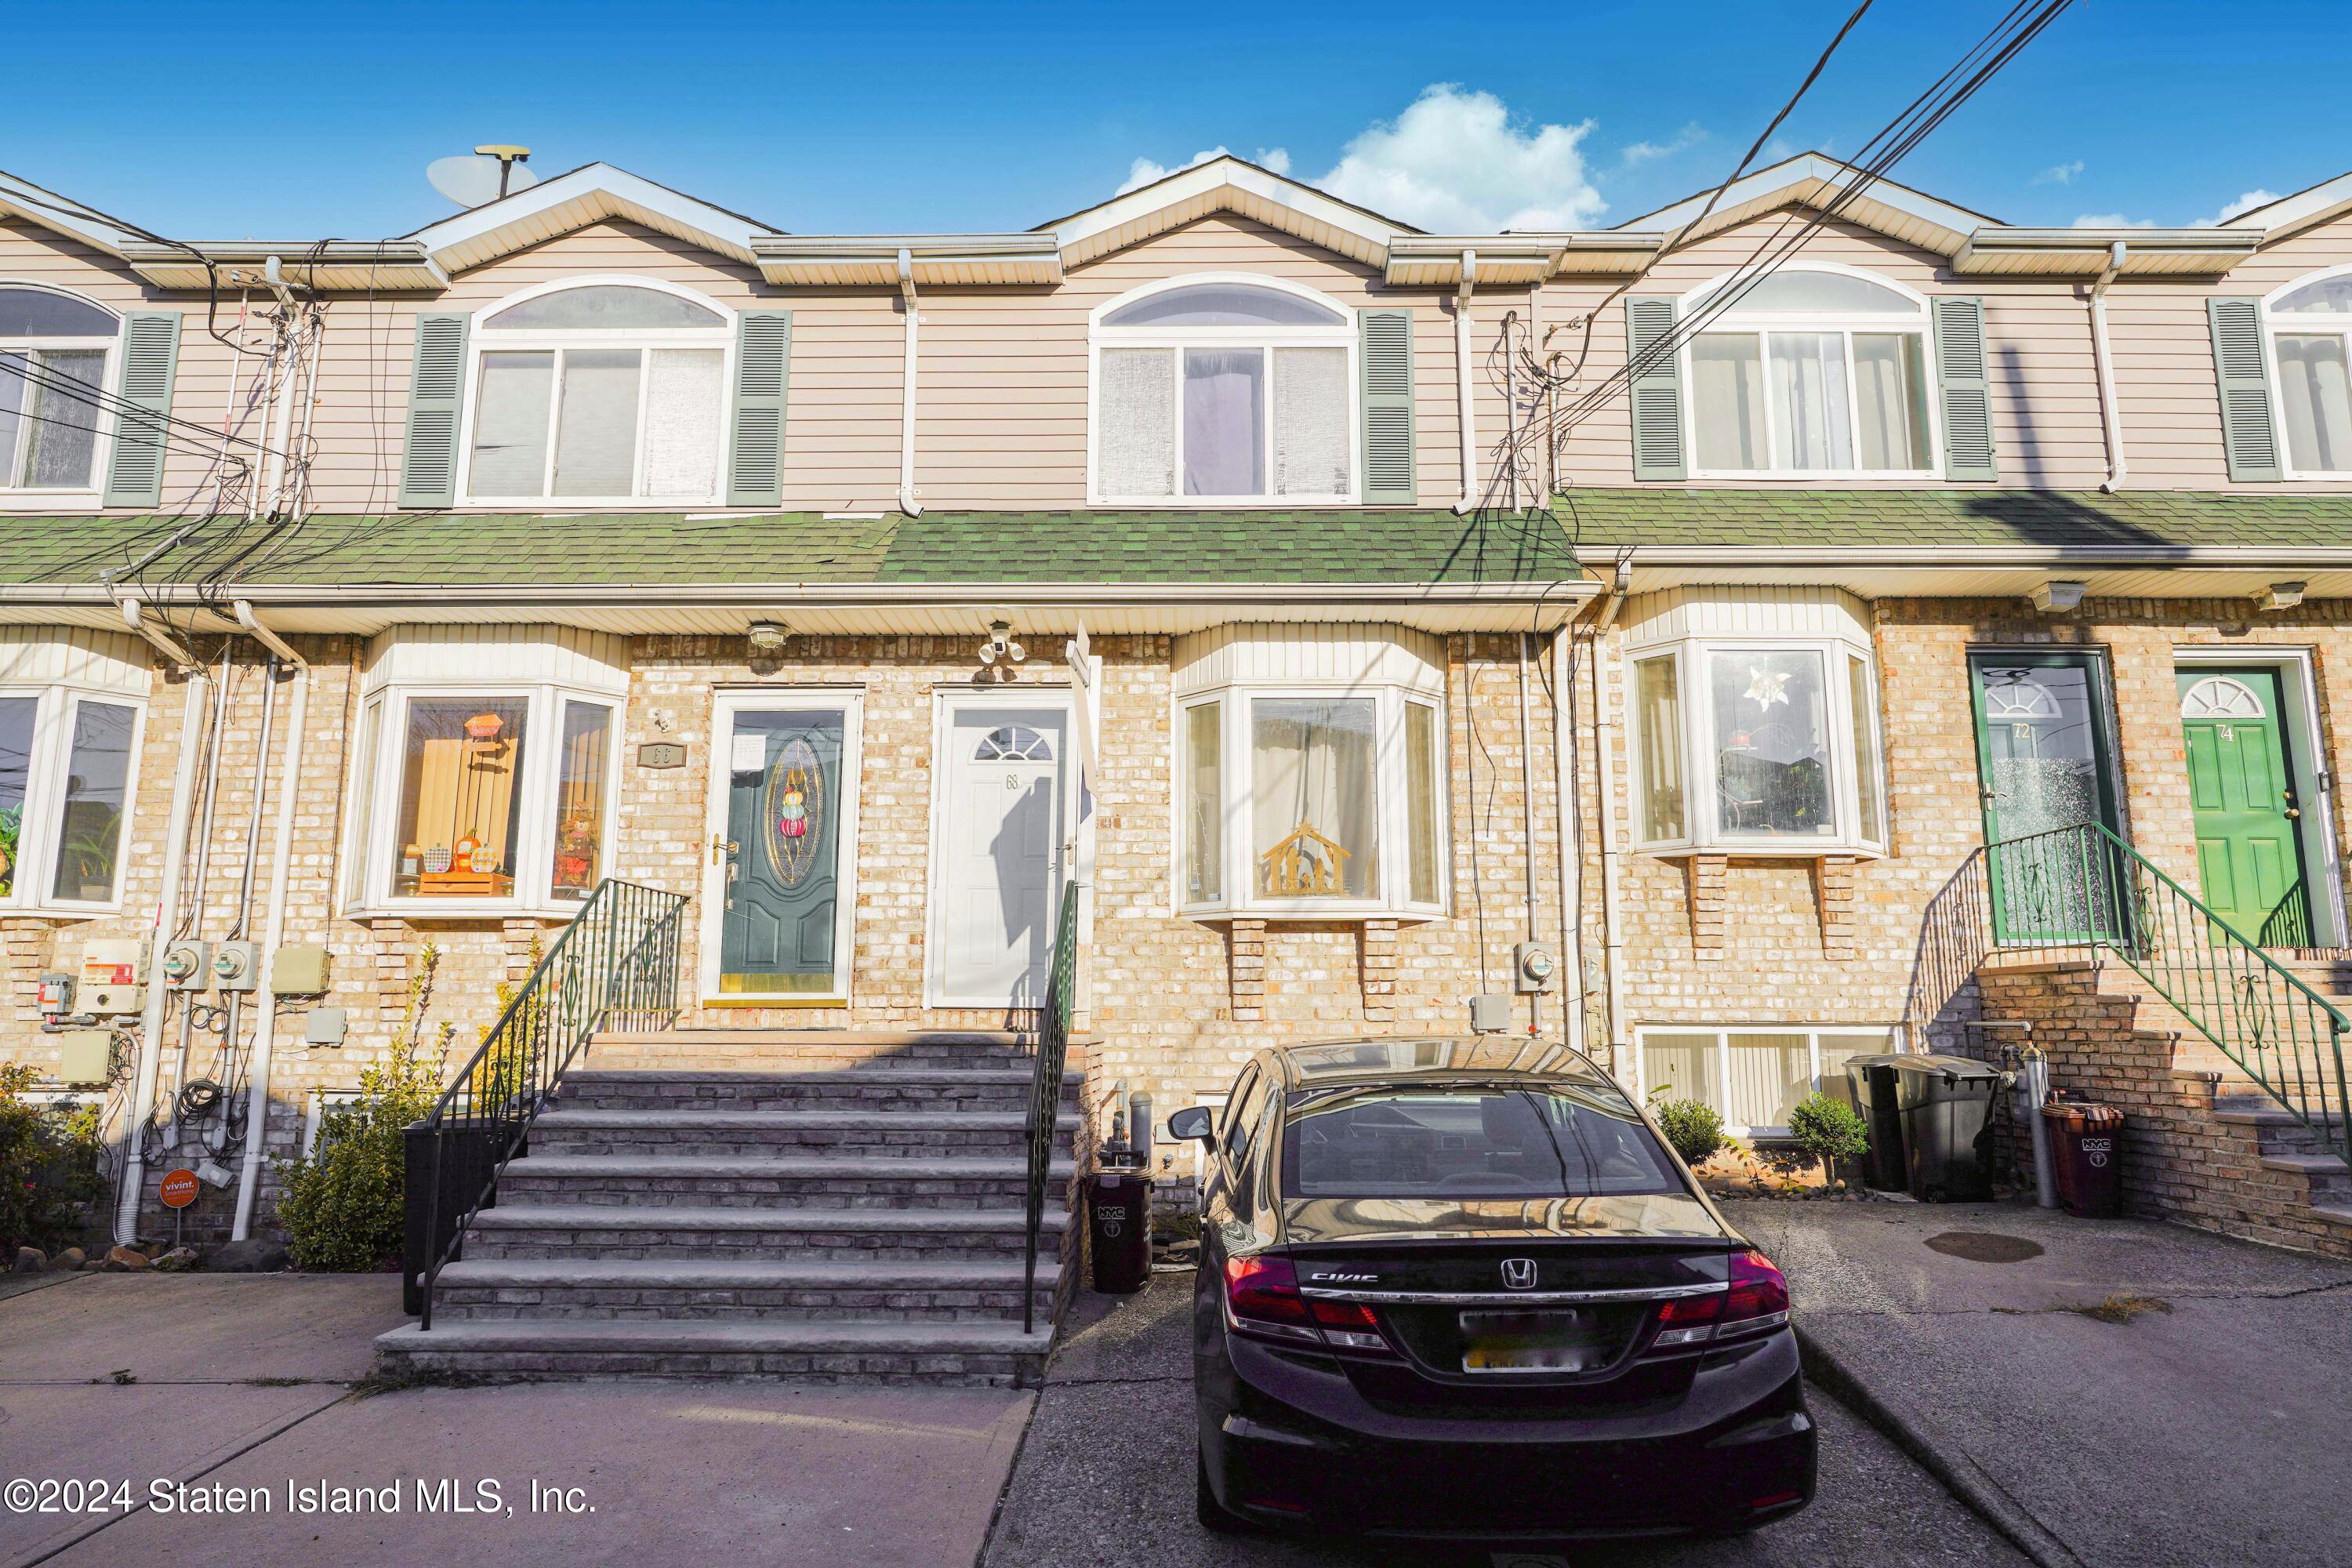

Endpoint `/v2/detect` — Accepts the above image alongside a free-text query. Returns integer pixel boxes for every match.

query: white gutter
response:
[114,666,211,1243]
[1454,250,1478,515]
[2089,240,2129,494]
[1588,558,1633,1080]
[229,601,309,1241]
[1552,627,1585,1058]
[897,248,923,518]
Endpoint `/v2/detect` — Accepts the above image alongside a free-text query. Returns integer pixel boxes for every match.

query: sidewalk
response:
[1730,1200,2352,1568]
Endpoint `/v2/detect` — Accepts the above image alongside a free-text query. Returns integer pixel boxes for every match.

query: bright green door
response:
[2179,668,2307,944]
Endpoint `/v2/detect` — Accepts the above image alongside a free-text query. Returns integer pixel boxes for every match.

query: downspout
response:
[229,601,310,1241]
[896,248,923,518]
[262,256,301,517]
[1516,632,1541,1033]
[1588,557,1633,1081]
[1453,250,1478,515]
[2088,240,2128,494]
[112,595,206,1246]
[1552,626,1586,1056]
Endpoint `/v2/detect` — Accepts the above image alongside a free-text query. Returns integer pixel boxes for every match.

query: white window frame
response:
[455,275,736,509]
[0,684,147,916]
[1634,1023,1893,1138]
[1627,635,1887,857]
[1677,263,1944,481]
[0,281,122,509]
[2262,263,2352,480]
[1174,680,1447,920]
[1088,272,1361,507]
[343,681,624,920]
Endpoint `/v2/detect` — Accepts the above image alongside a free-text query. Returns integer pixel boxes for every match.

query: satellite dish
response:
[427,153,541,209]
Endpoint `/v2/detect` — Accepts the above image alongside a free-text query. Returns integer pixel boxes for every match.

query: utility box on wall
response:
[53,1030,111,1086]
[270,945,330,996]
[80,940,146,1016]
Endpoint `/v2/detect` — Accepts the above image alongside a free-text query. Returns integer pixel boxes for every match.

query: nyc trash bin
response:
[1886,1054,2005,1202]
[1842,1054,1912,1192]
[1087,1150,1152,1294]
[2039,1098,2125,1217]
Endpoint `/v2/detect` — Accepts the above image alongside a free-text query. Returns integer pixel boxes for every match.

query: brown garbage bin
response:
[2039,1100,2125,1217]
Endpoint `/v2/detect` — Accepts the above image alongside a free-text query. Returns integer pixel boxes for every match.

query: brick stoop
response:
[374,1029,1089,1385]
[1975,958,2352,1261]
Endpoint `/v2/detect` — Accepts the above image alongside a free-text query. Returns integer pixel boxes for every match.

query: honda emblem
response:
[1501,1258,1537,1290]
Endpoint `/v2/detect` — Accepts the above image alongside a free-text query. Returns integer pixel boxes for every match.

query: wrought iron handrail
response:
[1987,822,2351,1166]
[1022,880,1081,1335]
[408,877,688,1327]
[1900,846,1991,1044]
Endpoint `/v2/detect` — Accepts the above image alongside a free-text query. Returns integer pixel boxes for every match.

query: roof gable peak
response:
[405,162,780,274]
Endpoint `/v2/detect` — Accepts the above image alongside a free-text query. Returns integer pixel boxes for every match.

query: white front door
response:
[929,702,1068,1007]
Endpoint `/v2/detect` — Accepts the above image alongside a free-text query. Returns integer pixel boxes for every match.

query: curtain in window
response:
[1690,336,1766,470]
[1852,334,1929,470]
[2278,335,2352,473]
[1724,1033,1814,1128]
[470,351,555,496]
[24,349,107,488]
[642,347,724,496]
[1183,348,1265,496]
[551,347,642,497]
[1848,655,1883,842]
[1099,347,1174,496]
[1708,649,1833,837]
[1404,702,1440,904]
[1184,702,1222,903]
[1641,1033,1718,1106]
[0,696,32,899]
[1252,698,1377,898]
[51,701,133,902]
[1272,347,1348,495]
[1634,655,1686,840]
[391,698,530,898]
[1768,332,1853,471]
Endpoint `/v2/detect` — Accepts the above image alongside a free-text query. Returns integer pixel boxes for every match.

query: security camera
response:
[978,620,1025,666]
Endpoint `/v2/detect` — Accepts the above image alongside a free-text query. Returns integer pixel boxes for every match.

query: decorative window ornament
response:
[2180,676,2265,721]
[763,735,826,886]
[1744,666,1792,710]
[1261,821,1352,897]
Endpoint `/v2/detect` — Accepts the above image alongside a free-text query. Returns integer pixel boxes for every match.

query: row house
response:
[3,149,2351,1363]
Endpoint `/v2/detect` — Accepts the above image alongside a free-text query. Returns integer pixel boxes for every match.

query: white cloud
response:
[1316,85,1604,231]
[1116,144,1290,195]
[2032,159,2085,186]
[2194,188,2278,227]
[1620,122,1704,168]
[2072,212,2158,229]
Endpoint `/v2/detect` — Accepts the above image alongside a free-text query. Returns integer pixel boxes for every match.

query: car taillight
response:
[1224,1256,1389,1350]
[1647,1250,1790,1352]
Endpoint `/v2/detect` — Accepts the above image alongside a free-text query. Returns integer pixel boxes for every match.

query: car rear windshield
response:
[1279,1085,1683,1200]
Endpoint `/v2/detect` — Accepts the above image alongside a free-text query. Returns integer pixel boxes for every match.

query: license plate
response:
[1460,1308,1604,1373]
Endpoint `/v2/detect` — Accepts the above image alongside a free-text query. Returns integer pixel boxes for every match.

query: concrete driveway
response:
[983,1272,2027,1568]
[0,1271,1029,1568]
[1731,1198,2352,1568]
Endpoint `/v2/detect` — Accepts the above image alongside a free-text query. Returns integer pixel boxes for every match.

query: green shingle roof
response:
[0,508,1580,590]
[1554,488,2352,553]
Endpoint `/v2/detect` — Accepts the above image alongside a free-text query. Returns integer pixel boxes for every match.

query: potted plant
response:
[1788,1093,1871,1190]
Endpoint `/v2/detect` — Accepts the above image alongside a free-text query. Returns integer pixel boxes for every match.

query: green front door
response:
[718,706,849,996]
[1969,652,2126,942]
[2178,668,2308,944]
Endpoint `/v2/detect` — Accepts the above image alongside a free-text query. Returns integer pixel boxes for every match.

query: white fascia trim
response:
[1615,545,2352,568]
[1617,153,1994,245]
[408,163,771,268]
[1047,156,1413,256]
[0,169,141,256]
[2219,169,2352,238]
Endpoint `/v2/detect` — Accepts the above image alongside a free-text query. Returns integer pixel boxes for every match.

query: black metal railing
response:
[1021,880,1081,1335]
[1899,847,1992,1045]
[1985,823,2351,1167]
[406,877,688,1325]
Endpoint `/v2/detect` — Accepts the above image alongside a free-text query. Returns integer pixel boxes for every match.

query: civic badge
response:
[1501,1258,1537,1290]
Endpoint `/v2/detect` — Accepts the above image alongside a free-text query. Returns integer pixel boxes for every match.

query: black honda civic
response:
[1171,1036,1815,1544]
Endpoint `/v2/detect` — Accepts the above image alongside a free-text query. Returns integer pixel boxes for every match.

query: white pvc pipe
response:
[1515,633,1541,1033]
[1552,628,1587,1058]
[115,670,211,1244]
[230,604,310,1241]
[1453,250,1478,515]
[897,248,923,518]
[2089,241,2128,494]
[1589,562,1632,1082]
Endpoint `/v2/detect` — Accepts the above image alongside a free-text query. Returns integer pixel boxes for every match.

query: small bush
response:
[1649,1095,1728,1167]
[1788,1093,1871,1176]
[1,1062,107,1253]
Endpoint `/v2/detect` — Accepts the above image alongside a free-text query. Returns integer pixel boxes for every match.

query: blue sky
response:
[11,1,2348,240]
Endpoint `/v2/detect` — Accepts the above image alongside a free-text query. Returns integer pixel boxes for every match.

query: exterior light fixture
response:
[2259,582,2307,612]
[747,620,789,653]
[978,620,1025,666]
[2030,581,2088,615]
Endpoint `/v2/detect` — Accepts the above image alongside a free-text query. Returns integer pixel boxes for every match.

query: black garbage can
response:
[1887,1054,2005,1202]
[1088,1153,1152,1294]
[2041,1098,2125,1217]
[1842,1055,1911,1192]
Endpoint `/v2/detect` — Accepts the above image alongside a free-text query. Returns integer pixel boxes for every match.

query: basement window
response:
[1638,1025,1891,1137]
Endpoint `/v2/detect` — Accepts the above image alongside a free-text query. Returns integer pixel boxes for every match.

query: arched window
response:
[1679,266,1937,477]
[0,284,120,494]
[2180,676,2265,720]
[975,725,1053,761]
[1091,276,1356,503]
[2267,266,2352,475]
[463,279,733,503]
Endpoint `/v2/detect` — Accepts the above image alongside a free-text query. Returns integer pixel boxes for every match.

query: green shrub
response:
[1788,1093,1871,1177]
[1,1062,107,1253]
[1649,1095,1728,1167]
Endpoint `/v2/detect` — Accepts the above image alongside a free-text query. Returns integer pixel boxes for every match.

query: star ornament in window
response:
[1744,666,1791,711]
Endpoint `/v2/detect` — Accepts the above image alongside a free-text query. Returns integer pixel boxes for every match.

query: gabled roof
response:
[0,167,144,256]
[2216,168,2352,244]
[1617,153,2001,253]
[404,162,781,274]
[1037,154,1418,271]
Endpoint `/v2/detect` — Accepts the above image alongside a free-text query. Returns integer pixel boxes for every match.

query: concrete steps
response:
[375,1029,1084,1386]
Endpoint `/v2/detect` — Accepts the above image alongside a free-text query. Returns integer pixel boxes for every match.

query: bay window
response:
[462,281,731,504]
[1093,278,1356,503]
[2267,268,2352,475]
[0,285,119,495]
[1682,268,1937,478]
[0,686,144,912]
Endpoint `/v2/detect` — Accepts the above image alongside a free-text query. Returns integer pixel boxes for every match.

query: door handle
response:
[2286,808,2302,820]
[711,834,738,865]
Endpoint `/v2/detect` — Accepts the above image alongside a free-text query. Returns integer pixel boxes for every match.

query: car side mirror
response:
[1168,1105,1215,1145]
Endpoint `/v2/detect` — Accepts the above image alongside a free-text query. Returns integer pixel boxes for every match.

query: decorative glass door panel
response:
[715,704,852,997]
[1969,653,2125,942]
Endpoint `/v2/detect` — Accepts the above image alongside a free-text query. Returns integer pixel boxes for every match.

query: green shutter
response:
[396,313,469,509]
[1358,309,1416,503]
[1932,296,1998,481]
[1625,296,1685,481]
[2207,297,2282,482]
[728,310,792,508]
[101,311,181,508]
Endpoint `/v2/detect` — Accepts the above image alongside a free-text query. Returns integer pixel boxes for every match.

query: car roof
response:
[1269,1036,1617,1092]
